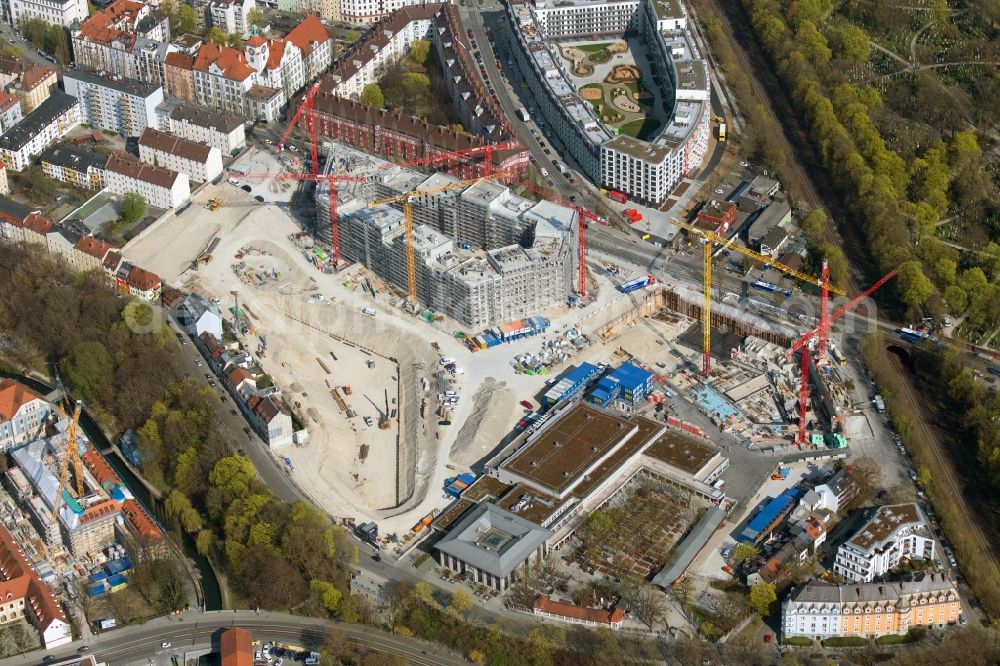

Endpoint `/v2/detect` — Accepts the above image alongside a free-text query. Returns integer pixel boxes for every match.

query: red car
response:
[520,400,533,409]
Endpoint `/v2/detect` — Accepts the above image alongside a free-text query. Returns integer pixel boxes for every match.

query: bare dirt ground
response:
[449,378,517,469]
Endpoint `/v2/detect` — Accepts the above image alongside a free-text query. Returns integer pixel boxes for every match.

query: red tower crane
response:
[785,268,898,446]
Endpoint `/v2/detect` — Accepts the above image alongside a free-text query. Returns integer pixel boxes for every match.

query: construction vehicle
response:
[207,198,225,211]
[194,254,212,267]
[771,465,790,481]
[343,385,353,395]
[378,389,392,429]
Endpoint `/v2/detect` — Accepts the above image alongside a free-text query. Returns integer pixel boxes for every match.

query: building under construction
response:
[318,143,577,327]
[4,418,164,557]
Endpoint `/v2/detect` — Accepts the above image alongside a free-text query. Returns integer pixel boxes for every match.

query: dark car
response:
[255,195,265,202]
[241,184,252,192]
[78,647,90,653]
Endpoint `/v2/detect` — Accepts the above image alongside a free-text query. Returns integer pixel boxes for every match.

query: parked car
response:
[519,400,533,409]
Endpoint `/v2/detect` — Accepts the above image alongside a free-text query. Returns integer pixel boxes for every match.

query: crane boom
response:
[52,402,83,522]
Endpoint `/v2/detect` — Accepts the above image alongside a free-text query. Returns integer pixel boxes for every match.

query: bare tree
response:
[634,584,666,630]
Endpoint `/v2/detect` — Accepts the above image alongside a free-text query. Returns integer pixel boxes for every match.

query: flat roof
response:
[435,503,553,577]
[846,503,922,553]
[431,498,477,532]
[500,403,636,495]
[568,414,661,499]
[65,68,161,99]
[644,430,718,475]
[461,475,511,502]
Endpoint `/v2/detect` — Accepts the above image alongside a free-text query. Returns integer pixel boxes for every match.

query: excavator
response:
[207,198,225,211]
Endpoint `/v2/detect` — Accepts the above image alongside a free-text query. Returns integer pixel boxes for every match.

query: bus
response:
[517,108,530,122]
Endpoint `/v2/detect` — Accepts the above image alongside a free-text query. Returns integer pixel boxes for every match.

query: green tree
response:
[45,24,68,64]
[247,8,265,29]
[360,83,384,108]
[830,24,870,63]
[208,454,257,495]
[795,21,831,68]
[447,588,473,618]
[409,39,431,65]
[412,581,435,607]
[206,27,228,44]
[310,579,343,615]
[177,4,198,34]
[732,542,760,565]
[801,208,828,246]
[165,489,203,532]
[916,466,932,488]
[896,260,935,309]
[749,581,777,616]
[62,341,114,405]
[943,285,968,313]
[195,529,215,556]
[121,192,147,224]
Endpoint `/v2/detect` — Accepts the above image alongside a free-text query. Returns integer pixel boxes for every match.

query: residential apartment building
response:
[0,57,57,113]
[328,4,437,99]
[246,394,293,449]
[0,92,23,134]
[0,379,50,452]
[167,103,246,155]
[9,0,87,29]
[73,235,114,273]
[782,575,961,640]
[46,225,81,265]
[0,523,71,648]
[0,167,7,196]
[339,0,434,24]
[163,53,197,101]
[244,34,304,100]
[20,212,53,247]
[138,127,223,183]
[833,504,936,583]
[104,151,190,209]
[70,0,171,83]
[190,43,267,119]
[0,197,35,242]
[0,91,82,172]
[208,0,256,37]
[505,0,710,206]
[285,15,333,82]
[40,145,108,190]
[63,69,164,138]
[126,266,161,300]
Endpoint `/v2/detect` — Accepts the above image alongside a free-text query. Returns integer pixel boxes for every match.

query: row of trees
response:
[159,0,265,45]
[23,18,69,64]
[740,0,995,328]
[0,245,355,614]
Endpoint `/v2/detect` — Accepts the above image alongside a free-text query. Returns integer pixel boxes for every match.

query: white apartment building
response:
[138,127,223,183]
[0,91,23,134]
[208,0,256,37]
[105,151,190,209]
[167,103,246,155]
[10,0,87,28]
[0,379,50,452]
[63,69,164,138]
[833,504,936,583]
[328,5,436,99]
[0,91,81,172]
[190,41,295,121]
[338,0,438,24]
[286,15,333,82]
[244,35,304,100]
[505,0,710,206]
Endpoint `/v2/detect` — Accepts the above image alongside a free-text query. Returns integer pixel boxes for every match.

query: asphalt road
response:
[0,611,467,666]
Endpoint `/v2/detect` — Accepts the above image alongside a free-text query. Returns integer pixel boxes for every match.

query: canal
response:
[1,372,223,611]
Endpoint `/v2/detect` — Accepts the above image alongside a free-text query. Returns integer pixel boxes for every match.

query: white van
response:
[361,307,376,316]
[440,356,456,366]
[540,168,549,178]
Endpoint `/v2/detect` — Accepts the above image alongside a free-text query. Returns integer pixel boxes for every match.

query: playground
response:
[558,38,664,140]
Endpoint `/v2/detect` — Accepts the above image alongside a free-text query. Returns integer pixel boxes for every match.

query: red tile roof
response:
[286,15,328,57]
[193,44,255,81]
[533,596,625,625]
[246,36,266,48]
[81,443,120,489]
[77,0,146,49]
[21,213,53,235]
[17,63,55,93]
[120,498,163,543]
[0,523,67,633]
[220,628,253,666]
[227,366,253,387]
[73,235,113,261]
[0,91,18,113]
[164,52,195,70]
[127,266,161,292]
[265,39,286,71]
[78,499,119,526]
[252,395,289,423]
[0,379,44,421]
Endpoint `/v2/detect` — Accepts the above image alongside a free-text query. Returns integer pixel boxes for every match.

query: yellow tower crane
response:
[667,217,846,376]
[51,401,85,523]
[369,171,512,309]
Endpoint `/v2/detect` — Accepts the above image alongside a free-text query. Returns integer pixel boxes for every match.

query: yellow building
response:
[783,574,961,641]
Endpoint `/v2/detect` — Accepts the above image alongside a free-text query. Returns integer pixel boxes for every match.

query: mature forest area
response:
[736,0,999,342]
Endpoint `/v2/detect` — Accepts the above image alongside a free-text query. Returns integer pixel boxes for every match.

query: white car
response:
[739,161,748,167]
[445,390,458,398]
[440,357,456,366]
[161,642,172,649]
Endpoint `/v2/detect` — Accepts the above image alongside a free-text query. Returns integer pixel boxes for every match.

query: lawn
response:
[618,117,661,140]
[576,42,612,54]
[782,636,813,646]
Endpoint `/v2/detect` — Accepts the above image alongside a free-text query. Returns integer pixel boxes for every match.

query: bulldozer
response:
[208,198,225,211]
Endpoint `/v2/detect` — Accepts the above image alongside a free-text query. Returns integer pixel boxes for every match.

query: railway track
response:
[886,352,1000,571]
[697,0,866,295]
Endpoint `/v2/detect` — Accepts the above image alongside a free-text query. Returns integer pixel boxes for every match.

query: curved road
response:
[0,611,466,666]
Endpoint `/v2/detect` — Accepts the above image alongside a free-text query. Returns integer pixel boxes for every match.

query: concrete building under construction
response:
[318,143,577,327]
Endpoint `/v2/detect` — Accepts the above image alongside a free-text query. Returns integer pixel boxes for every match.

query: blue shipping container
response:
[457,473,476,485]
